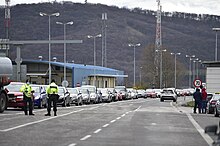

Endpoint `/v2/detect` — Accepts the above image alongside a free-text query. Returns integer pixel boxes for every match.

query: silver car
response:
[67,87,83,106]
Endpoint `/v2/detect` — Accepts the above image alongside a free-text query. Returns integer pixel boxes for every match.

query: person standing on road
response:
[201,87,207,114]
[45,79,59,116]
[20,79,34,115]
[193,88,202,114]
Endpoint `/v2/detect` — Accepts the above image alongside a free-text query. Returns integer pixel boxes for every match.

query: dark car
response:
[57,87,71,107]
[207,94,220,114]
[67,87,83,106]
[32,85,47,109]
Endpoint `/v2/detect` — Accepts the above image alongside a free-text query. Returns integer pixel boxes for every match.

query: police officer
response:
[20,79,34,115]
[45,79,59,116]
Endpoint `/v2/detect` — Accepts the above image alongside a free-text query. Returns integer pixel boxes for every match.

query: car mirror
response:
[31,90,35,93]
[204,125,218,134]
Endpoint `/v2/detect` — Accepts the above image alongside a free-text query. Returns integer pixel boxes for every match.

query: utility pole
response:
[5,0,10,57]
[102,13,107,67]
[155,0,162,88]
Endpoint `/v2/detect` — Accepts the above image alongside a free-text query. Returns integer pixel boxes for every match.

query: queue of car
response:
[4,82,193,111]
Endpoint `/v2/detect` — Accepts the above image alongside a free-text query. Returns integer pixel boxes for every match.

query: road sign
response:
[62,80,69,87]
[193,79,202,87]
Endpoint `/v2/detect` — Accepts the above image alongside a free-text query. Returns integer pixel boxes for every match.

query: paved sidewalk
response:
[173,96,194,114]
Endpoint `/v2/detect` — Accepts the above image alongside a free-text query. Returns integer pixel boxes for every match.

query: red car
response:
[4,82,25,109]
[146,89,157,98]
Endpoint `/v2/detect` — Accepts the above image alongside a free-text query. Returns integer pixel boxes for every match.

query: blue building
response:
[20,60,127,87]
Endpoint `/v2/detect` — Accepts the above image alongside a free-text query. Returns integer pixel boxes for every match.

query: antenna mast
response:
[154,0,162,88]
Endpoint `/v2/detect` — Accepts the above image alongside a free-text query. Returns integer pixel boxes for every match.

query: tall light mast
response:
[155,0,162,88]
[5,0,10,57]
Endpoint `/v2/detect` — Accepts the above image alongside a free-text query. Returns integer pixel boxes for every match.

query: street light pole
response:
[156,49,166,89]
[128,43,141,87]
[171,53,181,88]
[186,55,195,88]
[212,28,220,61]
[88,34,102,86]
[193,58,199,80]
[56,21,73,87]
[39,12,60,84]
[140,66,142,86]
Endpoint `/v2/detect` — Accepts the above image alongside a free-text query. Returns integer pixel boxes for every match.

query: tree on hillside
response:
[140,45,187,88]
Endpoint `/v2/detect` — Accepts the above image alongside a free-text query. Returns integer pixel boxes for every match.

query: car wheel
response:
[160,98,164,102]
[214,108,219,117]
[173,99,176,102]
[62,99,66,107]
[0,93,7,113]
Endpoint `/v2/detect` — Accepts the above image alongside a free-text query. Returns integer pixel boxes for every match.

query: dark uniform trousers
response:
[23,96,33,115]
[47,94,58,114]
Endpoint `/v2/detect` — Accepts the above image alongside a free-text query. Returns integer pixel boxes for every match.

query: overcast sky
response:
[1,0,220,16]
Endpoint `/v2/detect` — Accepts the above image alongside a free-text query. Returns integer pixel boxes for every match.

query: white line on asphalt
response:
[102,124,109,128]
[102,103,107,106]
[186,113,213,146]
[116,117,121,120]
[88,106,99,110]
[80,135,91,141]
[93,129,102,134]
[110,120,116,123]
[121,114,126,117]
[134,105,142,112]
[68,143,77,146]
[126,111,129,114]
[0,109,84,132]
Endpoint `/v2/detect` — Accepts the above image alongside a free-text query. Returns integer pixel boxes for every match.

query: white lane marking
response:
[121,114,126,117]
[110,120,116,123]
[186,113,213,145]
[102,124,109,128]
[151,123,157,125]
[80,135,91,141]
[134,106,142,112]
[0,109,84,132]
[116,117,121,120]
[126,111,129,114]
[102,103,107,106]
[68,143,77,146]
[93,129,102,134]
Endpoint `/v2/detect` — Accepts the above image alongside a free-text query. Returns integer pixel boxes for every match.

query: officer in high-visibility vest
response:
[45,79,59,116]
[20,79,34,115]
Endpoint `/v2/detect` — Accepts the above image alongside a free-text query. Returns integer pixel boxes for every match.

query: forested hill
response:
[0,2,219,86]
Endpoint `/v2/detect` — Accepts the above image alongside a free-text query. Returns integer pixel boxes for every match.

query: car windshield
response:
[4,83,24,92]
[31,86,40,93]
[213,95,220,100]
[82,87,95,93]
[58,88,64,94]
[163,90,174,94]
[68,88,78,94]
[80,88,88,94]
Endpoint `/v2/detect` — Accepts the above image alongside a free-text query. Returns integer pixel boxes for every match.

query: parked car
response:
[4,82,25,109]
[207,94,220,114]
[67,87,83,106]
[114,86,128,100]
[79,87,90,104]
[137,89,147,98]
[81,85,99,103]
[32,85,47,109]
[98,88,112,103]
[160,88,177,102]
[153,89,162,98]
[127,88,138,99]
[146,89,157,98]
[57,87,71,107]
[108,88,118,101]
[214,98,220,117]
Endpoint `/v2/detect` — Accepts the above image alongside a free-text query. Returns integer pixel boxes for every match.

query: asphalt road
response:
[0,97,219,146]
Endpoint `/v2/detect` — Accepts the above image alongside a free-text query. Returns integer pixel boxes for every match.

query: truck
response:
[0,57,12,113]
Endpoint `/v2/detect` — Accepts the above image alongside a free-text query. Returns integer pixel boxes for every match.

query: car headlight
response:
[34,96,40,100]
[16,96,23,99]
